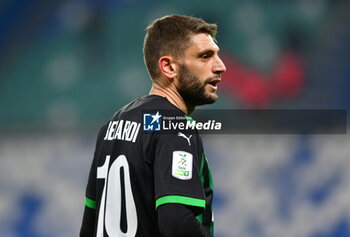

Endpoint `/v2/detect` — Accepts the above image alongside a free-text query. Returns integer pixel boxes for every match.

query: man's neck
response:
[149,83,194,115]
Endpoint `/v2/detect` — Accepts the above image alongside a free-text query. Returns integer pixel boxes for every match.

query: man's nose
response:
[213,56,226,75]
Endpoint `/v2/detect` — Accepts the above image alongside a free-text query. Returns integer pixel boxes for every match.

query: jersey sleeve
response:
[153,132,206,210]
[83,124,108,210]
[157,203,211,237]
[80,126,107,236]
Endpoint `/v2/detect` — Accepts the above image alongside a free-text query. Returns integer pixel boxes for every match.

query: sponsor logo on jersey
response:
[178,132,192,146]
[143,111,162,131]
[104,120,141,142]
[172,151,193,180]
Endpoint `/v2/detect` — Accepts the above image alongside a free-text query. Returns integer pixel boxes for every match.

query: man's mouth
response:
[207,78,221,89]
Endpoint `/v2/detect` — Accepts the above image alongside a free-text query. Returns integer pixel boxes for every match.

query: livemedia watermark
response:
[142,109,347,134]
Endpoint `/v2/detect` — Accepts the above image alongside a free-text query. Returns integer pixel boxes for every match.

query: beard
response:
[177,64,218,107]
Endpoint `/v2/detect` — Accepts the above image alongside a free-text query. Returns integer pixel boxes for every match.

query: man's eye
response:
[201,54,209,59]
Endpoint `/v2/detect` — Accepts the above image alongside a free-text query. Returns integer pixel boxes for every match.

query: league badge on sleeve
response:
[172,151,193,180]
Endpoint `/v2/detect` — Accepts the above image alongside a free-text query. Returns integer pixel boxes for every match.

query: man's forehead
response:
[187,33,220,52]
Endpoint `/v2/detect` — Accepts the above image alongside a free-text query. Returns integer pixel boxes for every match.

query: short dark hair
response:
[143,14,217,80]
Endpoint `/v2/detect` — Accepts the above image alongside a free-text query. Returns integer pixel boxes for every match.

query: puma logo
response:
[178,132,192,146]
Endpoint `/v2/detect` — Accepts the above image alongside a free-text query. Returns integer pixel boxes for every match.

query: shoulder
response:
[111,95,175,119]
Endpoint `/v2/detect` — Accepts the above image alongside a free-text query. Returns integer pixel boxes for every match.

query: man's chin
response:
[194,94,218,106]
[205,97,217,105]
[180,89,218,107]
[206,92,218,103]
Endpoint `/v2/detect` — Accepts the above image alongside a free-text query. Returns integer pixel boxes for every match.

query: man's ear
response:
[158,56,178,80]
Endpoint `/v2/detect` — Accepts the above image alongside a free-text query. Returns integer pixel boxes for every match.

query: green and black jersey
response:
[81,95,214,236]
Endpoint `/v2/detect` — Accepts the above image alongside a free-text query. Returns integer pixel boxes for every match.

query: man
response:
[80,14,226,237]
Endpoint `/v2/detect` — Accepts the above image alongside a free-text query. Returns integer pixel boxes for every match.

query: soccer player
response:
[80,14,226,237]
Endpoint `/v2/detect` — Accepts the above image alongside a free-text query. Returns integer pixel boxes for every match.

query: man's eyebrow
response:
[197,48,220,55]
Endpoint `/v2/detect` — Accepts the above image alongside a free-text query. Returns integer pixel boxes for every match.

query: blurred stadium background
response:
[0,0,349,236]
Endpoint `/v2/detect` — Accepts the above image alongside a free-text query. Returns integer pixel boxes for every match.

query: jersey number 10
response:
[96,155,138,236]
